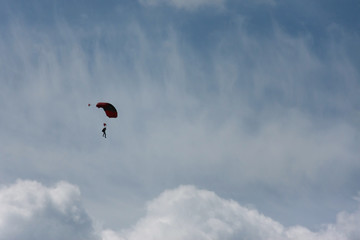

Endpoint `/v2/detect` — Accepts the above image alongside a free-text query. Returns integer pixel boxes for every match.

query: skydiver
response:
[102,127,107,138]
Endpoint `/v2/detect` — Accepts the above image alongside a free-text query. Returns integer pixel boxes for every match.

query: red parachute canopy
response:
[96,102,118,118]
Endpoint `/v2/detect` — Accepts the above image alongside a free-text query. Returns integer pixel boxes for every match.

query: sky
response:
[0,0,360,239]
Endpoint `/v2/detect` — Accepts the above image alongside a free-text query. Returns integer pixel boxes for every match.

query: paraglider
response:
[89,102,117,138]
[96,102,118,118]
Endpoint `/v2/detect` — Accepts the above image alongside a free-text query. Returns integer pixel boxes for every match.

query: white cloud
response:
[137,0,276,10]
[138,0,226,11]
[1,181,360,240]
[105,185,360,240]
[0,180,97,240]
[1,5,359,232]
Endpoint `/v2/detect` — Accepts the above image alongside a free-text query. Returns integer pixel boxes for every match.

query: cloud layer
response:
[104,185,360,240]
[2,180,360,240]
[1,0,359,233]
[138,0,226,10]
[0,180,96,240]
[1,5,360,227]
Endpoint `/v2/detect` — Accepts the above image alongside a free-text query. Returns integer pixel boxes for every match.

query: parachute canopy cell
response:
[96,102,118,118]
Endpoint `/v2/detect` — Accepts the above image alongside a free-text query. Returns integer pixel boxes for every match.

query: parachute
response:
[96,102,118,118]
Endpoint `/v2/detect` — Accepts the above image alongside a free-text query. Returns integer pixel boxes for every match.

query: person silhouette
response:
[102,127,106,138]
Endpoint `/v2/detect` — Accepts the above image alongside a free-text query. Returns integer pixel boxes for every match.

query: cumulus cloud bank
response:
[103,185,360,240]
[0,180,97,240]
[1,180,360,240]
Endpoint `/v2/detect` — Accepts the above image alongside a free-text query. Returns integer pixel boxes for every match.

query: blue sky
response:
[1,0,360,239]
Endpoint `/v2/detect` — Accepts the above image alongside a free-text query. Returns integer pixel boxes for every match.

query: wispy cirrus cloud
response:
[1,0,360,232]
[138,0,226,11]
